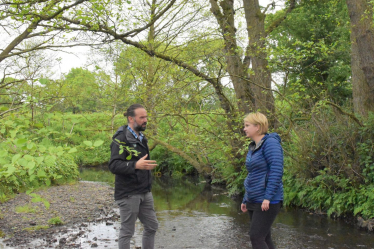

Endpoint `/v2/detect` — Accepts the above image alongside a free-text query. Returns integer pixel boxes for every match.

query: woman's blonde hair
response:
[244,112,269,135]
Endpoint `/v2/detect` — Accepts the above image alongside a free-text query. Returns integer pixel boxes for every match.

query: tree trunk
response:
[346,0,374,116]
[243,0,275,120]
[209,0,255,115]
[209,0,275,125]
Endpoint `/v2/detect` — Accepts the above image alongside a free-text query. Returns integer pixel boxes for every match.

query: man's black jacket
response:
[108,125,152,201]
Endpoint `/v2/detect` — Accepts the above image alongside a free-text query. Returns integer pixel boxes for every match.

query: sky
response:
[55,0,283,77]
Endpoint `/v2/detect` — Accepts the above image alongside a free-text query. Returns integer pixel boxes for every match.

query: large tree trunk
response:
[346,0,374,116]
[209,0,255,115]
[209,0,276,127]
[243,0,274,115]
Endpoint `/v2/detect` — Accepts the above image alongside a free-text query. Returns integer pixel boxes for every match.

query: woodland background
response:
[1,0,374,220]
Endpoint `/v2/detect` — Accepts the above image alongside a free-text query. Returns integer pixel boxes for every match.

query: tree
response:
[346,0,374,117]
[62,67,98,113]
[267,0,352,110]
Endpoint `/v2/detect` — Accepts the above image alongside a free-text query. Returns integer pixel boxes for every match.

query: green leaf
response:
[93,140,104,147]
[18,158,28,167]
[37,170,47,178]
[30,175,36,182]
[126,155,132,160]
[24,155,33,161]
[0,150,8,157]
[43,200,50,209]
[27,161,36,169]
[7,165,16,174]
[15,138,28,146]
[35,156,44,164]
[27,142,35,150]
[68,148,77,153]
[83,141,93,147]
[10,130,17,138]
[12,154,21,163]
[39,146,46,153]
[29,168,35,176]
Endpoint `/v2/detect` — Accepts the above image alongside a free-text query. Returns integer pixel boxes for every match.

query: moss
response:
[48,216,63,225]
[24,225,49,232]
[15,204,39,214]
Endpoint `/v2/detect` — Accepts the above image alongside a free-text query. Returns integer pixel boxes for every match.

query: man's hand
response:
[241,203,247,213]
[135,154,157,170]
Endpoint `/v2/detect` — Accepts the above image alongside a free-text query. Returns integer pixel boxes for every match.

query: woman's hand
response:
[261,199,270,211]
[241,203,247,213]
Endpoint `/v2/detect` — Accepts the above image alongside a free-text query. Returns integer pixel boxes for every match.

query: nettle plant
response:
[0,115,104,197]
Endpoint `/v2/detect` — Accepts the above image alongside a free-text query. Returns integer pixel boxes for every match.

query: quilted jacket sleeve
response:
[262,137,284,201]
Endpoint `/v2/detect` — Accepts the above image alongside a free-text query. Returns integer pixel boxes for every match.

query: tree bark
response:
[346,0,374,116]
[209,0,255,115]
[209,0,279,127]
[243,0,274,116]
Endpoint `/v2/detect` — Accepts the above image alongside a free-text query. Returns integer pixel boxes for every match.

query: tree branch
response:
[265,0,296,36]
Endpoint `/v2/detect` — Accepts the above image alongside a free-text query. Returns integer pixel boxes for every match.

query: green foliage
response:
[48,216,63,225]
[15,204,39,214]
[267,0,352,106]
[28,193,50,210]
[283,110,374,219]
[0,112,113,197]
[24,225,49,232]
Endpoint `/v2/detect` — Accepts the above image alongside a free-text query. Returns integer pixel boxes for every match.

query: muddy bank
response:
[0,181,118,248]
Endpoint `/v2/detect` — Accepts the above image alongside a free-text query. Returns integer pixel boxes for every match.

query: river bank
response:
[0,181,117,248]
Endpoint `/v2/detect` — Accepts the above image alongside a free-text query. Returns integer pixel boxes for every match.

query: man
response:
[109,104,159,249]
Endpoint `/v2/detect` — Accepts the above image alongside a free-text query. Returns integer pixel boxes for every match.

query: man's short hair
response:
[244,112,269,135]
[124,104,145,121]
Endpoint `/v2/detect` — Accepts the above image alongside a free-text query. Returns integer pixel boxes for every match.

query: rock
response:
[59,238,67,244]
[93,237,97,241]
[91,243,98,247]
[105,222,113,226]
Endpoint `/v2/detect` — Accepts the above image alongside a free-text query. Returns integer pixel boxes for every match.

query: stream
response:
[77,167,374,249]
[1,166,373,248]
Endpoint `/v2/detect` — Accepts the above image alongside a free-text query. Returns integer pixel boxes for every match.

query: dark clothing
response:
[243,133,284,204]
[108,125,152,201]
[116,192,158,249]
[246,203,281,249]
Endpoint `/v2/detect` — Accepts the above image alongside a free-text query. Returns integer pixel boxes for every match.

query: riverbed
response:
[1,167,373,248]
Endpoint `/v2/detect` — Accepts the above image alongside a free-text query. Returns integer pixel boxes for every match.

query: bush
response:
[283,109,374,219]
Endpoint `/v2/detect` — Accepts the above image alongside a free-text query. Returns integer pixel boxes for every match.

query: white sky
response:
[55,0,283,77]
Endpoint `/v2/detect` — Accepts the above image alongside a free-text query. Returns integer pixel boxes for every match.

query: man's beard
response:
[134,121,147,131]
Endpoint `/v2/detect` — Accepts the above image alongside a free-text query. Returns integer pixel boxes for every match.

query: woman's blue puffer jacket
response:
[242,132,284,204]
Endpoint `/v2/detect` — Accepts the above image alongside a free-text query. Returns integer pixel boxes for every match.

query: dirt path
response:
[0,181,118,248]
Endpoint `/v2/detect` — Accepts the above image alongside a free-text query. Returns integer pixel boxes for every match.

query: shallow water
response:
[1,167,373,248]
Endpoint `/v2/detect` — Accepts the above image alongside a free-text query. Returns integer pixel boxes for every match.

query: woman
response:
[241,112,284,249]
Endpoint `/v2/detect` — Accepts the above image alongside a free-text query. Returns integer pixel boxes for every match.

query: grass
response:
[24,225,49,232]
[0,229,5,238]
[48,216,63,225]
[15,204,39,214]
[0,210,4,219]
